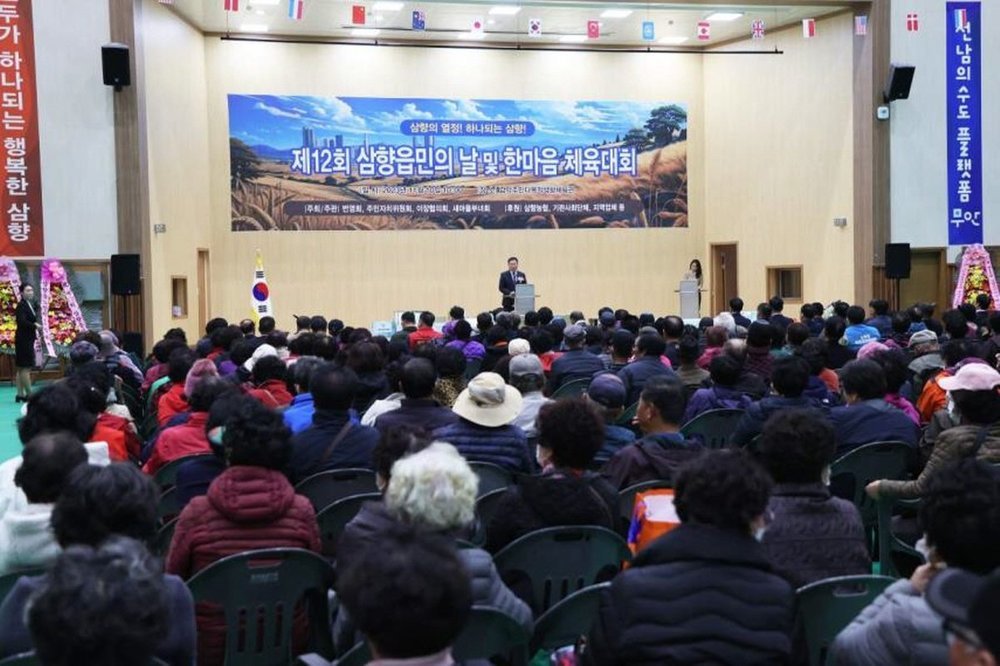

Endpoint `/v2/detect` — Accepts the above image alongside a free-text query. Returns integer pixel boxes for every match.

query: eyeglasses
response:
[944,619,984,652]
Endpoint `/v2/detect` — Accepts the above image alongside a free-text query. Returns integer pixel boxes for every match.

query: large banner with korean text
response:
[228,95,688,231]
[0,0,43,255]
[946,2,982,246]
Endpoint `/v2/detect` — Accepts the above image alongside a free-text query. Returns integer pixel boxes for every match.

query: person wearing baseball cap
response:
[831,459,1000,665]
[544,324,605,396]
[585,373,636,466]
[508,354,551,439]
[433,372,531,474]
[926,568,1000,665]
[868,362,1000,501]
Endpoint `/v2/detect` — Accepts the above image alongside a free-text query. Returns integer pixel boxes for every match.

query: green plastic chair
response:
[614,401,638,428]
[151,516,179,558]
[0,568,44,605]
[617,479,673,527]
[876,496,926,578]
[679,408,746,449]
[329,607,530,666]
[469,461,515,497]
[551,378,591,400]
[795,575,895,666]
[185,548,335,665]
[453,606,531,665]
[830,441,911,538]
[157,486,180,523]
[294,468,378,514]
[468,487,509,545]
[493,526,631,614]
[530,582,610,654]
[152,453,218,490]
[316,493,382,557]
[0,655,168,666]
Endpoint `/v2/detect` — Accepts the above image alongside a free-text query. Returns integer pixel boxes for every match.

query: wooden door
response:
[711,244,738,316]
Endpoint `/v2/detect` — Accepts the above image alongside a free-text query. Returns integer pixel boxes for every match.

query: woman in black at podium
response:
[14,283,41,402]
[683,259,703,314]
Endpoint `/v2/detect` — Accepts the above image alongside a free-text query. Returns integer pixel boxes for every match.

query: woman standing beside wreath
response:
[14,283,41,402]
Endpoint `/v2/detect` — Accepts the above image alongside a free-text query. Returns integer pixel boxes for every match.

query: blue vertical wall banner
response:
[946,2,982,245]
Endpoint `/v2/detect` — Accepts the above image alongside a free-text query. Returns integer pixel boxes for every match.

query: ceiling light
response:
[250,0,281,5]
[352,28,381,37]
[704,12,744,21]
[372,1,404,11]
[240,23,269,32]
[489,5,521,15]
[658,36,688,45]
[600,8,632,19]
[458,31,486,40]
[560,34,587,43]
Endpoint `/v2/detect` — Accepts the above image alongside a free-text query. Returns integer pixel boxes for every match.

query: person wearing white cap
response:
[867,362,1000,501]
[432,373,531,474]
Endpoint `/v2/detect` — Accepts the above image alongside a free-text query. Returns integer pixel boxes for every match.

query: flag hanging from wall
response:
[412,10,425,30]
[251,250,273,323]
[802,18,816,38]
[224,0,239,12]
[587,20,600,39]
[855,16,868,36]
[642,21,655,41]
[288,0,303,21]
[471,17,484,34]
[528,17,541,37]
[352,5,366,25]
[751,19,765,40]
[906,12,919,32]
[697,20,710,40]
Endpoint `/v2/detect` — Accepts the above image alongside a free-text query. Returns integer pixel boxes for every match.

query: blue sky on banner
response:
[227,95,683,150]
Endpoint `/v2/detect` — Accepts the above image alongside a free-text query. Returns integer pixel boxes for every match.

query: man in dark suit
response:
[498,256,526,311]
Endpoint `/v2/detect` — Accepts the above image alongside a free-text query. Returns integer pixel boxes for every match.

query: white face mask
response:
[535,445,548,468]
[821,465,831,487]
[753,526,767,542]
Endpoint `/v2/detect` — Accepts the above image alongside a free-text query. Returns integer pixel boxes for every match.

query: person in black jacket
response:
[498,257,526,311]
[486,398,619,556]
[586,449,794,665]
[14,283,41,402]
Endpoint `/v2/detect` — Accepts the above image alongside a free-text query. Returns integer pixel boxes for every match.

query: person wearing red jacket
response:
[144,379,231,476]
[244,356,293,408]
[166,396,320,666]
[408,311,443,351]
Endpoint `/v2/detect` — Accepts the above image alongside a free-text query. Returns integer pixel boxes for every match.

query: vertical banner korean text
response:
[946,2,982,246]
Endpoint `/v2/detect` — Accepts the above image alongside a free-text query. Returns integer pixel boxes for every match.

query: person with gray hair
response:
[509,353,551,439]
[337,441,531,639]
[97,330,143,389]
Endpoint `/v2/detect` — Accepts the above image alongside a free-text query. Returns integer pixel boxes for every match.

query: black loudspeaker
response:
[121,332,144,357]
[110,254,141,295]
[884,64,915,103]
[102,43,130,90]
[885,243,912,279]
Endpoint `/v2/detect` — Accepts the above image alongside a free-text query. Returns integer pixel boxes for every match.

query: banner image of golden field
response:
[228,95,688,231]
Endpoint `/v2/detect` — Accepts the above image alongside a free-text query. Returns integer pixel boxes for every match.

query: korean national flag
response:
[528,18,541,37]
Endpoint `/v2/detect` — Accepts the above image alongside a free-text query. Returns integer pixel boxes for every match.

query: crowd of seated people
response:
[0,298,998,665]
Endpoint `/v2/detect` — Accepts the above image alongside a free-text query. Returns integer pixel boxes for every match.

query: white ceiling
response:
[169,1,848,48]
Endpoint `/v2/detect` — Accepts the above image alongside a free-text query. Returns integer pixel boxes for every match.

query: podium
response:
[678,279,700,319]
[514,284,536,315]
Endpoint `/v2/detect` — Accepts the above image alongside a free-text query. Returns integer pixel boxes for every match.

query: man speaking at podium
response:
[499,256,526,311]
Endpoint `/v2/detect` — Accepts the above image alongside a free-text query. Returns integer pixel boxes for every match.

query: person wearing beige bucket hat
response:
[433,373,532,474]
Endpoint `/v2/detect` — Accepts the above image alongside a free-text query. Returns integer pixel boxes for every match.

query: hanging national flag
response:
[751,19,765,40]
[288,0,303,21]
[224,0,239,12]
[642,21,655,41]
[352,5,366,25]
[587,20,600,39]
[471,17,484,34]
[954,8,969,30]
[906,12,919,32]
[854,15,868,36]
[528,17,541,37]
[251,250,273,323]
[802,18,816,38]
[412,10,425,30]
[697,20,710,40]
